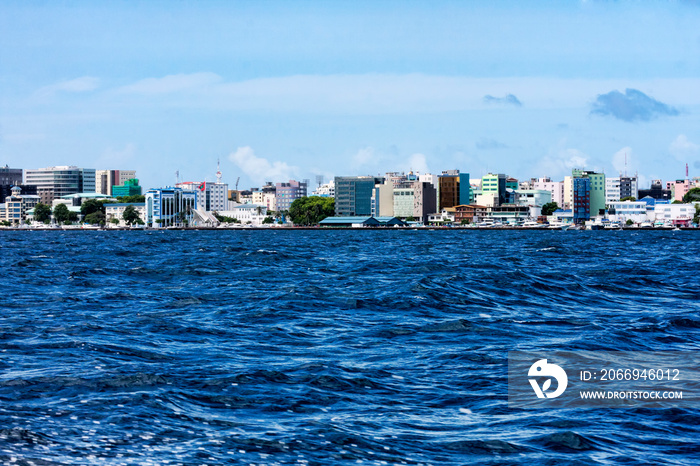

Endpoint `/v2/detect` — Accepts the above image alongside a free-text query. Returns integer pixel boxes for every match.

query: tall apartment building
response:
[25,166,96,204]
[573,169,605,216]
[334,176,385,216]
[480,173,506,206]
[96,170,136,195]
[276,179,307,212]
[606,176,638,203]
[667,179,693,202]
[0,166,23,185]
[438,170,471,210]
[532,177,565,207]
[251,182,277,211]
[392,181,437,223]
[573,177,591,223]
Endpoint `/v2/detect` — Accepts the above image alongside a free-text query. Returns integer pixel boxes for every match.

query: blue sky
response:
[1,1,699,190]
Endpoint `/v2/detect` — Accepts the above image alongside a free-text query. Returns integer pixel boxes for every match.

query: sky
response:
[1,0,699,191]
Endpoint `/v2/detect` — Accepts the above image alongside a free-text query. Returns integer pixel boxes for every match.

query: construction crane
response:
[235,177,240,191]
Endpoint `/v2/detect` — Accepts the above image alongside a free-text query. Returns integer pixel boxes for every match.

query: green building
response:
[572,169,606,216]
[481,173,507,206]
[112,178,142,197]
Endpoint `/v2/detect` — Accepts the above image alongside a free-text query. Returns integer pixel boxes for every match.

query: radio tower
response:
[216,158,222,184]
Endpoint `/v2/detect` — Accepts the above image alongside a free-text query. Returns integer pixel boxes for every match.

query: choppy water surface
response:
[1,230,699,465]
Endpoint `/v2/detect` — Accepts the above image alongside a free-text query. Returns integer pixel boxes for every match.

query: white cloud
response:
[97,143,137,166]
[611,146,637,175]
[228,146,299,186]
[353,147,376,167]
[534,141,589,179]
[36,77,100,96]
[669,134,699,162]
[119,73,222,94]
[403,153,430,175]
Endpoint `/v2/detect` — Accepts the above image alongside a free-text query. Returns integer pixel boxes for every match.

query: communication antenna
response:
[175,170,180,185]
[687,163,689,180]
[624,152,627,177]
[216,158,222,184]
[315,175,324,188]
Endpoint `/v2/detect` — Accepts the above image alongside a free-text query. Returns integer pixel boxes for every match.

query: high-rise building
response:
[392,181,437,223]
[667,179,693,202]
[573,177,591,223]
[96,170,137,195]
[480,173,506,206]
[334,176,384,216]
[573,169,605,216]
[438,170,471,210]
[606,176,638,203]
[24,166,96,204]
[0,166,23,185]
[275,179,307,212]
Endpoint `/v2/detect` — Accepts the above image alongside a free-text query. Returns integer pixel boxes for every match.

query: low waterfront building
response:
[653,203,696,226]
[607,200,648,224]
[105,203,147,226]
[217,204,269,226]
[319,216,405,228]
[452,204,487,224]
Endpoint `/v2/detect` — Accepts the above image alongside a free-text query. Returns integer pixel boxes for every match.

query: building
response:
[438,170,470,210]
[532,177,565,207]
[319,216,404,228]
[667,179,693,202]
[481,173,506,206]
[0,166,23,185]
[573,176,591,223]
[177,181,229,212]
[573,169,605,216]
[145,187,197,227]
[95,170,136,195]
[334,176,385,216]
[513,190,553,211]
[2,186,40,224]
[453,204,487,224]
[371,182,395,217]
[251,182,277,211]
[25,166,96,204]
[105,203,147,225]
[638,180,672,201]
[217,204,269,226]
[607,200,648,224]
[312,180,335,198]
[275,180,307,212]
[392,181,437,223]
[606,176,638,203]
[1,184,37,204]
[653,203,696,226]
[111,178,143,197]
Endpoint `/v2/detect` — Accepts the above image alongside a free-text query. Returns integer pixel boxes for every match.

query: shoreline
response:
[1,226,696,232]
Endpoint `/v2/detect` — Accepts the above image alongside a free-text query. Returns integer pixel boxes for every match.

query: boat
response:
[521,220,546,228]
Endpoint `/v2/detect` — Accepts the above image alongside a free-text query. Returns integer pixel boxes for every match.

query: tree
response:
[461,219,470,225]
[53,203,71,224]
[541,202,559,216]
[80,199,106,217]
[620,196,637,202]
[84,211,105,225]
[406,216,416,222]
[682,187,700,203]
[694,204,700,225]
[122,205,141,225]
[288,196,335,226]
[626,219,634,226]
[262,216,274,224]
[110,218,120,225]
[34,203,52,223]
[116,195,145,203]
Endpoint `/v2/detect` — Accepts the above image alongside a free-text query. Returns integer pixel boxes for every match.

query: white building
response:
[25,166,96,204]
[177,181,228,212]
[607,200,648,224]
[312,179,335,197]
[218,204,269,226]
[606,176,639,203]
[563,176,574,209]
[105,203,147,226]
[514,189,553,208]
[653,203,696,226]
[2,186,40,224]
[145,187,197,228]
[251,191,277,211]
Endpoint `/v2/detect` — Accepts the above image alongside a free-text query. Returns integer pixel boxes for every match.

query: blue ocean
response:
[1,230,699,465]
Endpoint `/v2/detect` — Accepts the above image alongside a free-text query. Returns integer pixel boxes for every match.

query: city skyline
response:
[1,1,699,190]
